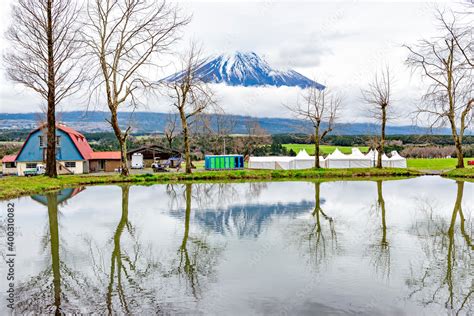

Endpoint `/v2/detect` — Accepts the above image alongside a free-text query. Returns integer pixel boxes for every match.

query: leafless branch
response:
[82,0,190,175]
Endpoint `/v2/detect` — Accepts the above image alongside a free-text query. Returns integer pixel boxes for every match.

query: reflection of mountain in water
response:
[173,200,320,238]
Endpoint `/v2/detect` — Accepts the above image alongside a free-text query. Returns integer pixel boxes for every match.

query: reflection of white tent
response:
[388,151,407,168]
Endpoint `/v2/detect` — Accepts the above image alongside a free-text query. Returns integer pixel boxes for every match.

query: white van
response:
[131,153,144,169]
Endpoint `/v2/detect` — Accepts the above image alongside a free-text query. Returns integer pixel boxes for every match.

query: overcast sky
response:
[0,0,467,125]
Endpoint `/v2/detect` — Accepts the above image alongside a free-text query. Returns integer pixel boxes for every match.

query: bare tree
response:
[361,67,393,168]
[167,43,217,173]
[445,6,473,68]
[164,112,179,150]
[285,87,342,168]
[405,10,473,168]
[82,0,189,176]
[210,111,236,155]
[233,118,270,158]
[4,0,84,177]
[197,112,236,155]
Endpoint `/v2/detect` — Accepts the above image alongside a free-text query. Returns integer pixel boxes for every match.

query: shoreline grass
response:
[441,168,474,179]
[0,168,422,200]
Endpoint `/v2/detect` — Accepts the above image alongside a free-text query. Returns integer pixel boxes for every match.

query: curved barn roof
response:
[15,123,94,161]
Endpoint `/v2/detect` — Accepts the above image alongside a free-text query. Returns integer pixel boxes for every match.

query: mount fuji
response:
[164,51,325,89]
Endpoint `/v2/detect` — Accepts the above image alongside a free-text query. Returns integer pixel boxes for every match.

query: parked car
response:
[24,164,46,176]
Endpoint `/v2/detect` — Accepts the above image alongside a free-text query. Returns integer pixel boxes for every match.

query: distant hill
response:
[0,111,455,135]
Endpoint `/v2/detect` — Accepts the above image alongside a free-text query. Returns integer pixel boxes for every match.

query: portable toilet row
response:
[205,155,244,170]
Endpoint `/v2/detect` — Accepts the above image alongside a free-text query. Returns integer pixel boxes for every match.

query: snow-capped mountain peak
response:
[164,51,325,89]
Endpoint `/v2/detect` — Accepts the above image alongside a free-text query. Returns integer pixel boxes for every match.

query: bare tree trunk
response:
[377,180,388,247]
[119,139,129,176]
[454,136,464,168]
[46,192,61,312]
[179,111,192,174]
[45,0,57,178]
[314,126,320,169]
[110,112,129,176]
[376,108,386,169]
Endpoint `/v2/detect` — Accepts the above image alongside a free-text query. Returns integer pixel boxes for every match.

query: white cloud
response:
[0,0,466,126]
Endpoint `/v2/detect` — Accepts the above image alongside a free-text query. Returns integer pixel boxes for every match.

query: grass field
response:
[407,158,473,170]
[283,144,369,155]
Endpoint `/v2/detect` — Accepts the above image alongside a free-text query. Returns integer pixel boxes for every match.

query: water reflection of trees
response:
[87,185,161,314]
[368,180,391,280]
[15,189,97,314]
[167,183,223,299]
[289,182,339,269]
[407,181,473,314]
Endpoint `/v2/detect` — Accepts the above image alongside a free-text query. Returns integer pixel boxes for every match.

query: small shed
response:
[205,155,244,170]
[89,151,121,172]
[1,154,18,175]
[127,145,181,168]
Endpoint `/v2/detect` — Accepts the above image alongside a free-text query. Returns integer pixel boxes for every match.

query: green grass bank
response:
[0,168,421,200]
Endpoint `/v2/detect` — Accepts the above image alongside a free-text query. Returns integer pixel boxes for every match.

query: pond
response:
[0,177,472,315]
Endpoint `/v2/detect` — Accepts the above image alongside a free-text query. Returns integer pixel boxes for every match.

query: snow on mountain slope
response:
[164,51,325,89]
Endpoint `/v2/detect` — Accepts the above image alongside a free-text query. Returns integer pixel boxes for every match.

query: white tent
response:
[347,147,372,168]
[248,147,406,170]
[289,149,327,169]
[291,150,314,169]
[326,148,352,168]
[248,157,278,170]
[274,157,294,170]
[248,156,294,170]
[388,150,407,168]
[365,149,379,167]
[381,153,391,167]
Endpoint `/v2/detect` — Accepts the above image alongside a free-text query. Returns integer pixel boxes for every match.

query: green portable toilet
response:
[204,155,244,171]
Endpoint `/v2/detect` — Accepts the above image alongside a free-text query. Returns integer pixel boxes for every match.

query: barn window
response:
[56,136,61,146]
[39,136,45,148]
[65,161,76,168]
[26,163,37,169]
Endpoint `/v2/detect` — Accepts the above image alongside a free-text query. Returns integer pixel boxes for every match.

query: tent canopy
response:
[296,149,311,159]
[350,147,368,159]
[328,148,348,160]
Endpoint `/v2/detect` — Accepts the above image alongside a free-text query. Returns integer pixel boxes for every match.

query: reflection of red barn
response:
[31,187,85,206]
